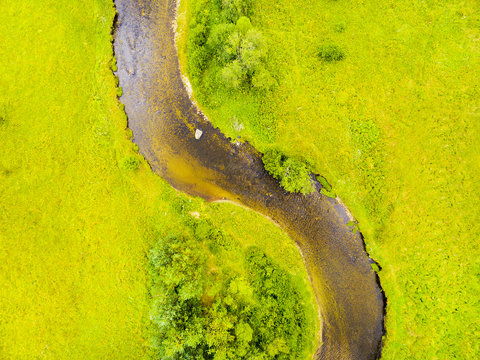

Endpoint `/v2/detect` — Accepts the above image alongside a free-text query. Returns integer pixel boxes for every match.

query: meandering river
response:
[113,0,385,358]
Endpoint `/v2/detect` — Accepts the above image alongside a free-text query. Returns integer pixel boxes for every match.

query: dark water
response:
[113,0,385,358]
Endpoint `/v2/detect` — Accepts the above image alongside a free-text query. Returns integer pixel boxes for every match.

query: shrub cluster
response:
[262,149,314,195]
[148,226,311,359]
[316,175,336,198]
[187,0,274,94]
[317,44,345,62]
[120,155,139,171]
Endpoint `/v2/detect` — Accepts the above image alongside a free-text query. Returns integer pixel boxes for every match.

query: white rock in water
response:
[195,129,203,139]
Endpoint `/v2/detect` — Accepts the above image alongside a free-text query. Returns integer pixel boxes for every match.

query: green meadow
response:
[0,1,316,359]
[178,0,480,358]
[1,0,479,358]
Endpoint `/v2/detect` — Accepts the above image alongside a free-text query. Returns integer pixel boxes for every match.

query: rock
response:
[195,129,203,140]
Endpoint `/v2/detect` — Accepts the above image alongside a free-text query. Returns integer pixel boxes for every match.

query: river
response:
[113,0,385,358]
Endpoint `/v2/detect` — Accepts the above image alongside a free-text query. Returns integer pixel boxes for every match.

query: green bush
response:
[318,43,345,62]
[316,175,336,198]
[207,23,236,62]
[221,0,251,23]
[262,149,314,194]
[188,47,211,80]
[239,28,265,71]
[219,20,270,90]
[220,60,245,89]
[245,247,311,357]
[170,197,192,215]
[190,24,209,47]
[120,155,139,171]
[125,128,133,140]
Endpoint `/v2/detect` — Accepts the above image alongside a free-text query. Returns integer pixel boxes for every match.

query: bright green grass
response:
[0,1,163,358]
[0,1,316,358]
[179,0,480,358]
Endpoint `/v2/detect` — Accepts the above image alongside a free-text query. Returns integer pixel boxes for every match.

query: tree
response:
[262,149,283,179]
[318,43,345,62]
[149,234,207,300]
[220,60,244,89]
[239,28,265,71]
[236,16,252,35]
[148,233,312,359]
[280,158,314,195]
[208,23,236,63]
[222,0,250,22]
[262,149,314,194]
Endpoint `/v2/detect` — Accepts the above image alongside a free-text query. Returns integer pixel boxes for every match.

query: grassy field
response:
[0,0,317,358]
[0,1,167,357]
[178,0,480,358]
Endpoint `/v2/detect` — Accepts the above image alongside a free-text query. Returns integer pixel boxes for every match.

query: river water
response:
[113,0,385,358]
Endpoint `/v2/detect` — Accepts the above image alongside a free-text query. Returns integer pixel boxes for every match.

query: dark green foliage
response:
[150,234,207,300]
[221,0,251,23]
[235,16,252,35]
[110,56,117,72]
[189,47,211,80]
[207,23,236,62]
[245,247,311,358]
[120,155,139,171]
[316,175,336,198]
[148,231,312,359]
[148,234,207,357]
[187,0,274,93]
[316,175,332,192]
[262,149,314,194]
[187,1,212,83]
[190,24,209,47]
[318,43,345,62]
[125,128,133,140]
[251,65,275,91]
[193,219,236,253]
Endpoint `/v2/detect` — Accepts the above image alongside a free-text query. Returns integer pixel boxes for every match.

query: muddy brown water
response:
[113,0,385,358]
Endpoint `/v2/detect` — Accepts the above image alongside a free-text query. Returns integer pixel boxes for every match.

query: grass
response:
[178,0,480,358]
[0,0,317,358]
[0,1,164,357]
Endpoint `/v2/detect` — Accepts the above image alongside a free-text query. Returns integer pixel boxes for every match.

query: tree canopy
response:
[148,227,313,359]
[187,0,275,93]
[262,149,314,195]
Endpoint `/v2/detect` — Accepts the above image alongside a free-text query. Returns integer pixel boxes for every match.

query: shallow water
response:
[113,0,384,358]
